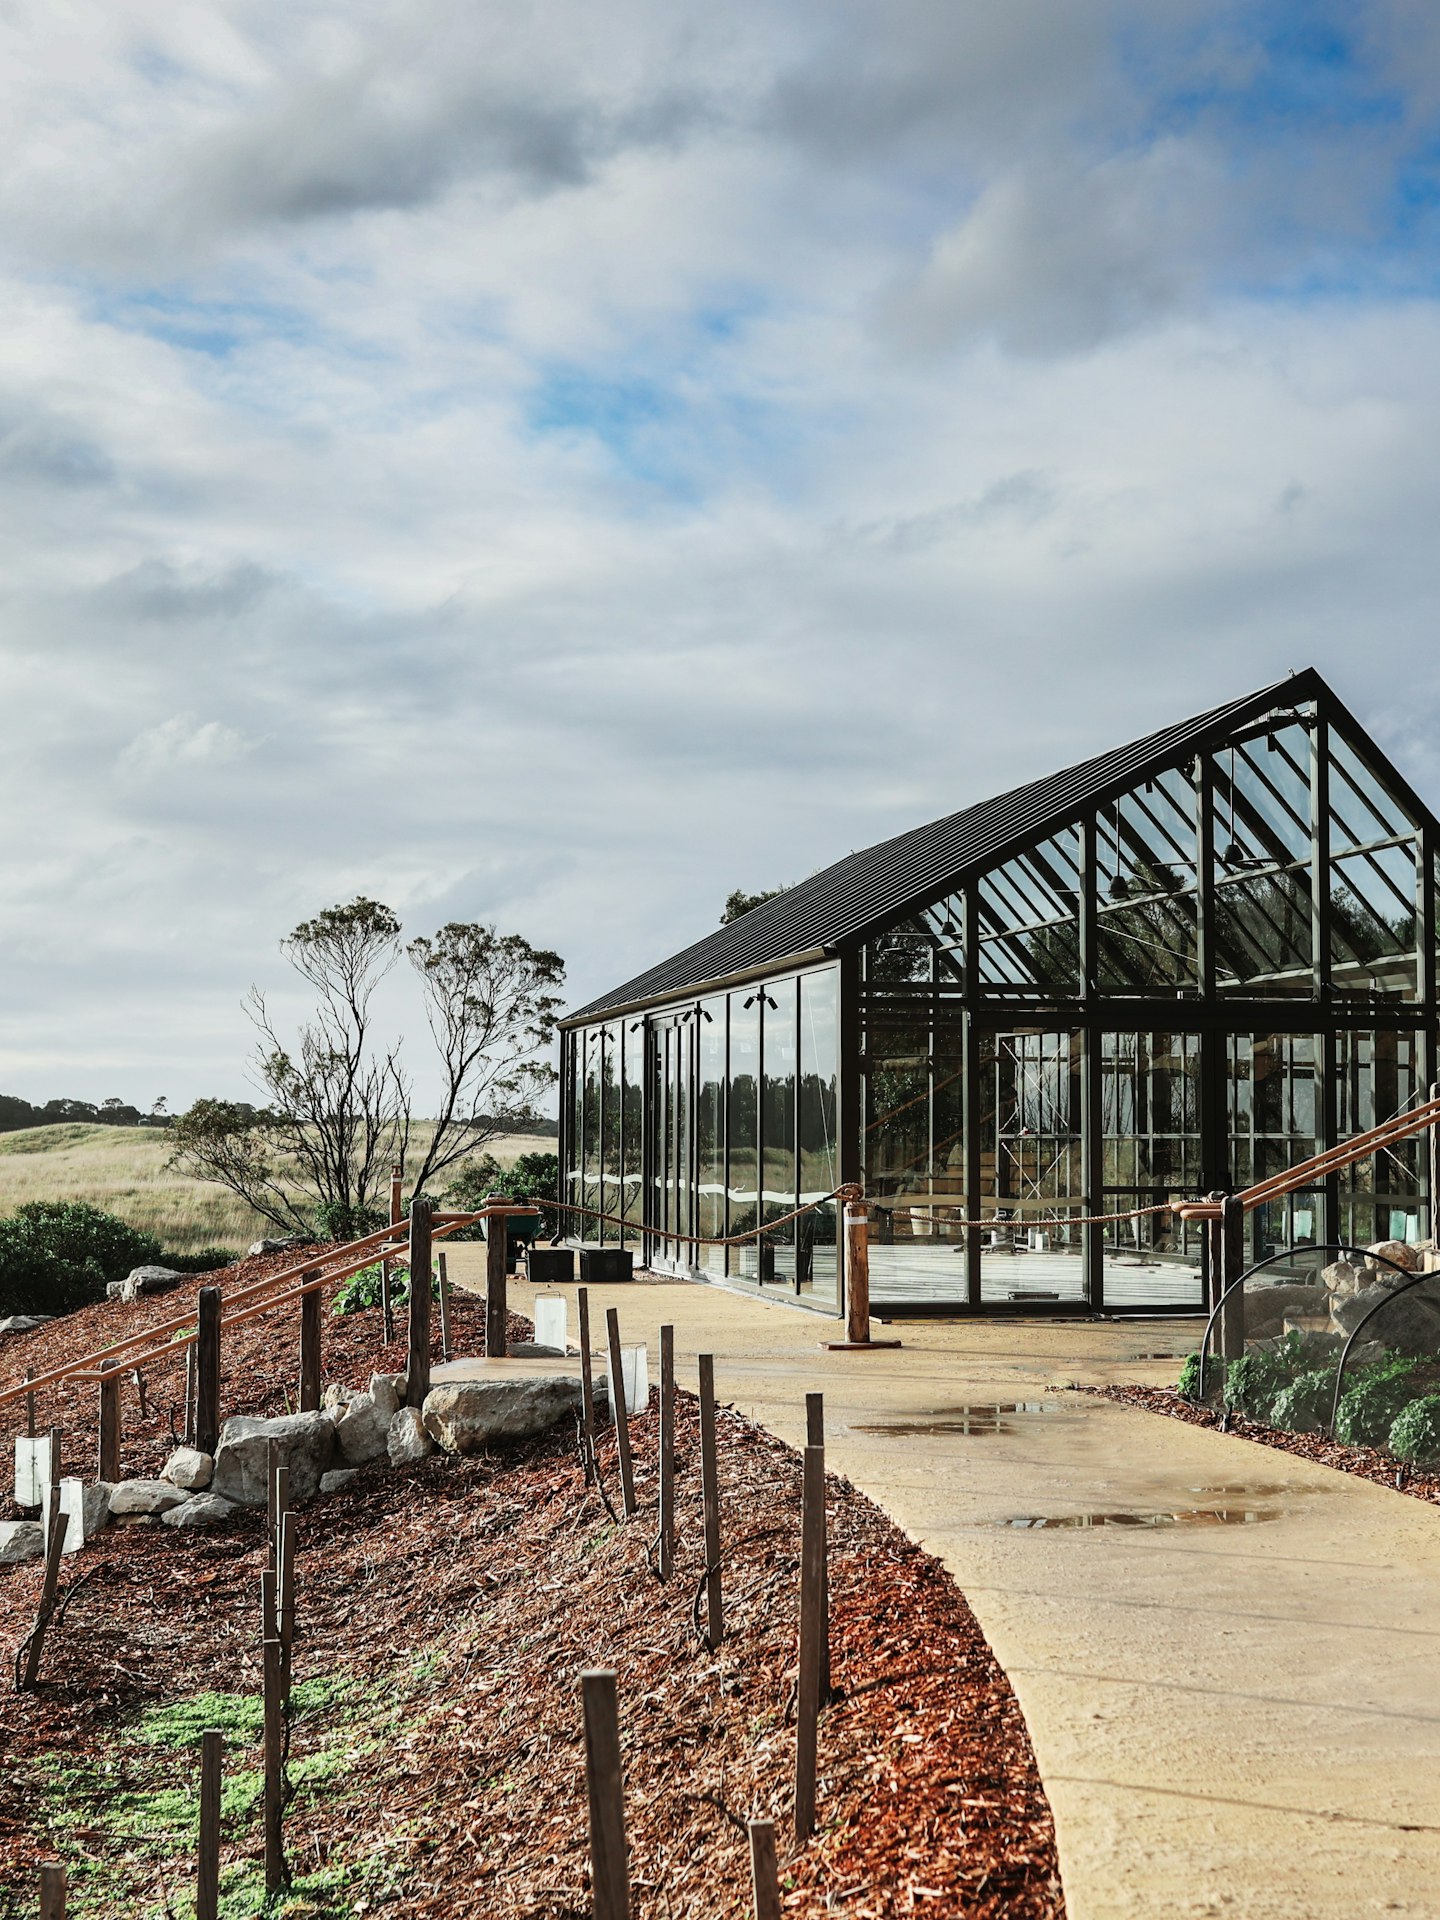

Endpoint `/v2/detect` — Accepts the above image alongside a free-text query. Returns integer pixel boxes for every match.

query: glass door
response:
[652,1013,695,1270]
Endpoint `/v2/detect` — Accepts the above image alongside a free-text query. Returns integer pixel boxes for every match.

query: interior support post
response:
[961,882,983,1311]
[1078,813,1104,1308]
[837,948,862,1321]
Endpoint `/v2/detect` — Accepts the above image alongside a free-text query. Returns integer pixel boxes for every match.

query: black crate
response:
[526,1246,576,1286]
[579,1248,634,1284]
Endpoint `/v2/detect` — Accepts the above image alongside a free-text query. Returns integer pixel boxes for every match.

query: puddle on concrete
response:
[853,1402,1061,1436]
[1000,1507,1281,1529]
[1121,1351,1191,1362]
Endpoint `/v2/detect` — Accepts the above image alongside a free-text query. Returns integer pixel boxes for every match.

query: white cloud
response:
[116,712,255,781]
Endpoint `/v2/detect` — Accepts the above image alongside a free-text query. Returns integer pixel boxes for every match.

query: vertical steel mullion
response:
[838,947,862,1322]
[1312,707,1331,1001]
[962,882,983,1309]
[1079,811,1103,1306]
[721,994,732,1277]
[1197,752,1216,1000]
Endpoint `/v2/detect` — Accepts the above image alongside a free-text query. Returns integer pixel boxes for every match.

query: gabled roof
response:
[564,668,1421,1024]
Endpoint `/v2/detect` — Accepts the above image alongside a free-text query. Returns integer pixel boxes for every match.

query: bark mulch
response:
[1086,1382,1440,1507]
[0,1275,1065,1920]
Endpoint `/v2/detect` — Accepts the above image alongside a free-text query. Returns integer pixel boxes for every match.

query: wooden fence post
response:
[747,1818,781,1920]
[698,1354,723,1650]
[605,1308,637,1518]
[97,1359,121,1484]
[39,1863,66,1920]
[806,1392,830,1702]
[658,1325,675,1580]
[195,1287,222,1457]
[184,1345,196,1448]
[824,1201,901,1352]
[794,1443,826,1841]
[20,1483,68,1691]
[581,1670,630,1920]
[197,1728,223,1920]
[486,1201,509,1359]
[406,1198,434,1408]
[24,1367,35,1437]
[298,1271,322,1413]
[437,1250,452,1364]
[577,1287,597,1483]
[261,1570,287,1897]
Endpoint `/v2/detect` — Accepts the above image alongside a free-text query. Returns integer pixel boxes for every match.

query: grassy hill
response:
[0,1124,555,1255]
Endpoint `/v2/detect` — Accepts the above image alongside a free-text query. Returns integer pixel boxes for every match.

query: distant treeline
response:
[0,1095,172,1133]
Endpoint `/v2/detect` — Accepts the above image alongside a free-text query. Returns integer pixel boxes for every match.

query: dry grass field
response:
[0,1124,556,1255]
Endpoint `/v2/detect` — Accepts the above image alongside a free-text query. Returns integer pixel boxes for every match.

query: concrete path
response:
[443,1252,1440,1919]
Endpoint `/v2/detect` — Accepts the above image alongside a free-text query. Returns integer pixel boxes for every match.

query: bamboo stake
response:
[794,1443,826,1841]
[577,1287,597,1483]
[197,1729,222,1920]
[747,1819,781,1920]
[658,1324,675,1581]
[698,1354,723,1650]
[605,1308,637,1519]
[581,1670,630,1920]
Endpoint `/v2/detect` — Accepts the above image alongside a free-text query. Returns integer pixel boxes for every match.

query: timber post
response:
[1219,1193,1247,1362]
[581,1669,630,1920]
[577,1286,597,1481]
[605,1307,637,1518]
[97,1359,121,1485]
[486,1197,509,1359]
[748,1819,781,1920]
[197,1729,223,1920]
[39,1864,66,1920]
[195,1287,222,1458]
[406,1197,434,1408]
[794,1442,826,1841]
[698,1353,723,1649]
[298,1270,322,1413]
[437,1249,452,1363]
[658,1324,675,1580]
[824,1200,901,1352]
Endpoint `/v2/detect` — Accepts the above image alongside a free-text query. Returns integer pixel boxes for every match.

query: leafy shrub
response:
[444,1152,561,1239]
[332,1261,440,1317]
[1334,1357,1425,1448]
[1222,1333,1307,1422]
[312,1199,388,1244]
[0,1200,162,1317]
[1269,1366,1339,1434]
[1388,1394,1440,1463]
[1177,1350,1223,1402]
[159,1246,238,1275]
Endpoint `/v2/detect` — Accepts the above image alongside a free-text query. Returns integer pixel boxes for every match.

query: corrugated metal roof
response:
[564,669,1380,1024]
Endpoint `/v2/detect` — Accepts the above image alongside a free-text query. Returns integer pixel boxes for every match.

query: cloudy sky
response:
[3,1,1440,1110]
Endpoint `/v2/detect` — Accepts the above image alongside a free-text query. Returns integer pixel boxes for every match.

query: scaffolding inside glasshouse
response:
[559,670,1438,1317]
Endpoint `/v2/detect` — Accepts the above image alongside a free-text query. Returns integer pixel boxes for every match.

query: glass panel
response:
[798,970,839,1306]
[1101,1033,1204,1291]
[581,1026,601,1232]
[1336,1029,1424,1249]
[697,998,726,1275]
[620,1022,644,1246]
[1329,729,1415,848]
[978,1029,1085,1303]
[565,1032,582,1227]
[1096,764,1200,990]
[598,1023,622,1243]
[1214,867,1313,993]
[762,982,798,1279]
[727,991,759,1276]
[976,829,1082,993]
[1330,841,1419,1000]
[1229,1033,1321,1258]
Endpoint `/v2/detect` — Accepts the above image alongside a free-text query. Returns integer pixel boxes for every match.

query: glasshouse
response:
[559,670,1438,1317]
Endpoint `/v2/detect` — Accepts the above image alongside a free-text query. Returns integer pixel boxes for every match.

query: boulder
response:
[1244,1284,1326,1337]
[506,1341,566,1359]
[248,1237,310,1257]
[319,1468,359,1494]
[0,1520,44,1563]
[162,1494,237,1529]
[120,1265,188,1303]
[334,1393,392,1466]
[368,1373,402,1420]
[1321,1260,1363,1300]
[109,1478,190,1517]
[1333,1275,1440,1353]
[211,1411,337,1506]
[0,1313,52,1335]
[161,1448,214,1492]
[1365,1238,1421,1275]
[388,1406,433,1466]
[322,1383,359,1419]
[423,1376,590,1454]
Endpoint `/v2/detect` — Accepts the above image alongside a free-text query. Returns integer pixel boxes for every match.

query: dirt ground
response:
[1,1261,1064,1919]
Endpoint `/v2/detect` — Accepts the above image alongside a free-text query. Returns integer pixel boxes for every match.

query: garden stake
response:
[18,1486,67,1691]
[184,1345,196,1448]
[438,1250,452,1363]
[195,1286,222,1457]
[747,1818,781,1920]
[298,1270,322,1412]
[485,1197,509,1359]
[278,1508,297,1691]
[39,1863,66,1920]
[132,1369,149,1419]
[261,1569,289,1897]
[658,1324,675,1581]
[698,1354,724,1650]
[197,1729,223,1920]
[806,1392,830,1702]
[605,1307,637,1518]
[794,1443,827,1841]
[581,1669,630,1920]
[577,1287,597,1482]
[24,1368,34,1437]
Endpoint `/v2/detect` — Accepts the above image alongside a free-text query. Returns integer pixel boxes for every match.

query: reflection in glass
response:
[727,992,760,1275]
[697,998,726,1275]
[762,983,798,1279]
[799,970,839,1303]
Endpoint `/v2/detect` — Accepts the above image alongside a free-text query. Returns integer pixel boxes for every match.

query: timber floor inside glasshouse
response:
[449,1249,1440,1920]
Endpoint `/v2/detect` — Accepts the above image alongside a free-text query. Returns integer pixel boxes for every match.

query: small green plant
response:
[1389,1393,1440,1463]
[1334,1357,1425,1448]
[1177,1350,1221,1402]
[1222,1333,1307,1422]
[332,1262,440,1317]
[1269,1365,1339,1434]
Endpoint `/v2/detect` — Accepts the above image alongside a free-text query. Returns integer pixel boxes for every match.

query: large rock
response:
[1244,1284,1326,1337]
[319,1468,359,1494]
[211,1411,337,1506]
[109,1478,190,1517]
[423,1376,589,1454]
[369,1374,402,1420]
[1365,1238,1421,1275]
[161,1448,214,1492]
[120,1265,188,1303]
[1321,1260,1363,1300]
[334,1393,392,1466]
[248,1237,310,1257]
[0,1520,44,1563]
[162,1493,237,1529]
[0,1314,52,1335]
[388,1406,433,1466]
[1333,1275,1440,1352]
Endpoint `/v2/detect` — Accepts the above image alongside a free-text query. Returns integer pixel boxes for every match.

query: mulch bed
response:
[0,1268,1065,1919]
[1085,1382,1440,1507]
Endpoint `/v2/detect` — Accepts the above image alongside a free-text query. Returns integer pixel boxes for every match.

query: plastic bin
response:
[579,1248,634,1284]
